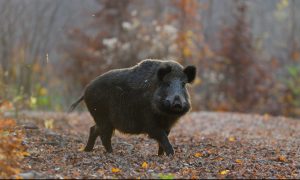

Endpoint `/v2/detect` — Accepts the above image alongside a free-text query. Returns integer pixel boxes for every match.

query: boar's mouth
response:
[158,99,189,116]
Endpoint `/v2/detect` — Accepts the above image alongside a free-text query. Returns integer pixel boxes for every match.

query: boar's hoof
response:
[165,147,175,156]
[158,148,164,156]
[105,149,113,153]
[84,147,94,152]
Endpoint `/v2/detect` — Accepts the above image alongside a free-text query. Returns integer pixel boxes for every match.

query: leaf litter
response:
[8,111,300,179]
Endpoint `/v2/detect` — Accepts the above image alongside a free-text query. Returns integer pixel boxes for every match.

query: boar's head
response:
[152,62,196,116]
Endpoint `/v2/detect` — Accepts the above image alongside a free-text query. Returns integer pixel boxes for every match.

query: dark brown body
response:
[69,59,196,155]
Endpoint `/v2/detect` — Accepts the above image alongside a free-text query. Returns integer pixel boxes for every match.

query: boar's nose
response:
[171,95,183,110]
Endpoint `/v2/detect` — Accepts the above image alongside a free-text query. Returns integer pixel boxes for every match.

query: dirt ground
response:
[14,111,300,179]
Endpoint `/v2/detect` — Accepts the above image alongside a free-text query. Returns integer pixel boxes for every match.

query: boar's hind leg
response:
[158,130,170,155]
[84,123,114,153]
[84,125,101,152]
[149,129,174,156]
[99,124,113,153]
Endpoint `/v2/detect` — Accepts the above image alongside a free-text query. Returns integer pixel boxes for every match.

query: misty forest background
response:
[1,0,300,118]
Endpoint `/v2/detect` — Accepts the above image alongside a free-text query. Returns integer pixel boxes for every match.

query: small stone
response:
[183,163,189,166]
[45,129,60,137]
[18,172,35,179]
[21,140,29,146]
[147,169,154,173]
[83,159,92,165]
[22,123,39,130]
[18,171,43,179]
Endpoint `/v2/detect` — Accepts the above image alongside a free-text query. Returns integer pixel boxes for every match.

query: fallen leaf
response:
[235,159,243,164]
[21,151,30,157]
[78,145,85,152]
[191,175,198,179]
[228,137,236,142]
[216,157,224,161]
[111,167,121,173]
[142,162,148,169]
[44,119,54,129]
[207,149,213,154]
[219,170,230,175]
[97,169,105,175]
[158,173,175,179]
[72,170,80,177]
[194,152,203,158]
[276,175,286,179]
[278,155,287,162]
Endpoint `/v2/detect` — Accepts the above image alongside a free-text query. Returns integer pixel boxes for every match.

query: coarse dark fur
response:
[69,59,196,156]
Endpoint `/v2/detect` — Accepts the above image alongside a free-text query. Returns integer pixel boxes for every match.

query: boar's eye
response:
[181,82,186,88]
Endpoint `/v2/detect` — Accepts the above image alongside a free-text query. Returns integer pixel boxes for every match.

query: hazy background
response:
[0,0,300,117]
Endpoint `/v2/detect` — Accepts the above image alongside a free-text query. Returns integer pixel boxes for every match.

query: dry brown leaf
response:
[216,157,224,161]
[21,151,30,157]
[278,155,287,162]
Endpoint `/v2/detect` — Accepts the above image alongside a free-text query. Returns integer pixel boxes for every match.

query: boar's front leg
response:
[149,129,174,156]
[158,130,170,155]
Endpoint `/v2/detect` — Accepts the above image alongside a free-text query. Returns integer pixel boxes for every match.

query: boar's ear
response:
[184,65,196,83]
[157,65,172,81]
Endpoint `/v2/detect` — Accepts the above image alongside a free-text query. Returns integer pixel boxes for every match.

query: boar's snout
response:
[163,94,189,114]
[170,95,183,111]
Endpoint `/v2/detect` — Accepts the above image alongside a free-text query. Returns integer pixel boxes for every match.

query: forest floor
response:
[12,111,300,179]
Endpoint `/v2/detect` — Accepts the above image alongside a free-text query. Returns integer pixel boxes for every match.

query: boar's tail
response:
[68,95,84,113]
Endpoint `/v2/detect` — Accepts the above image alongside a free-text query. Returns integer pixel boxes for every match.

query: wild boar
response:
[69,59,196,155]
